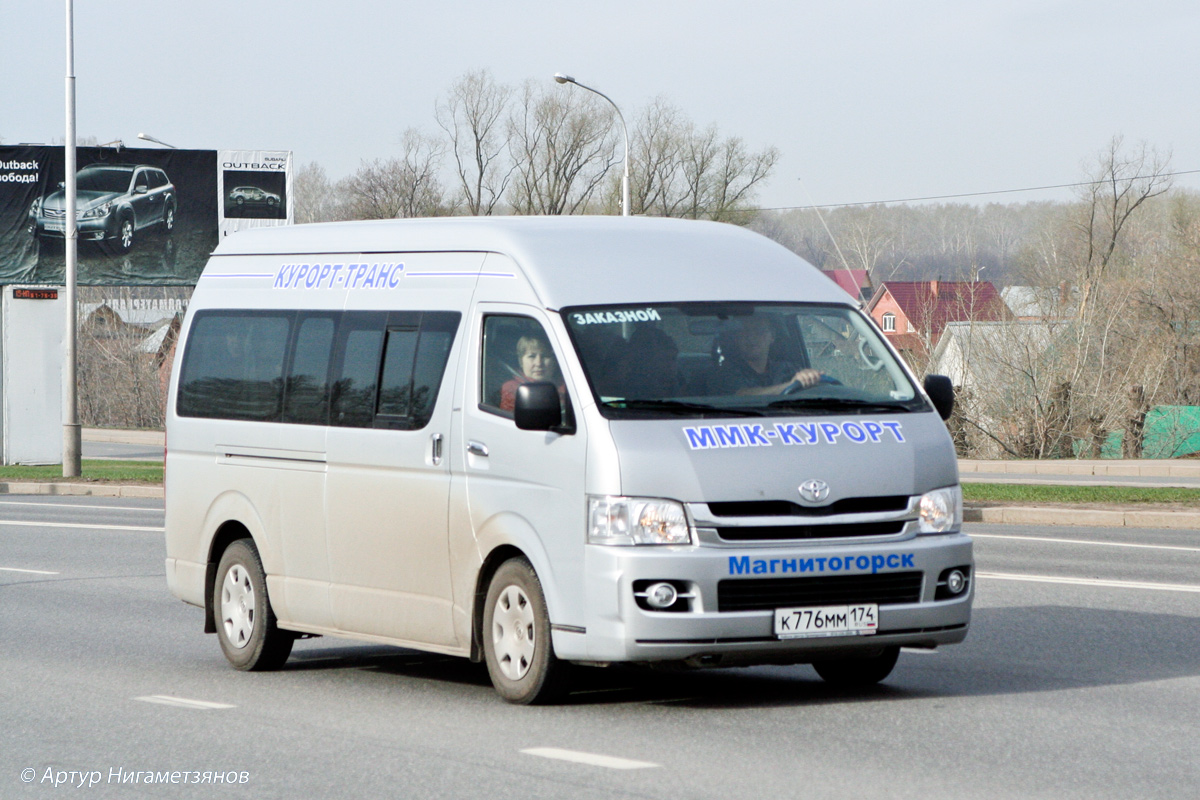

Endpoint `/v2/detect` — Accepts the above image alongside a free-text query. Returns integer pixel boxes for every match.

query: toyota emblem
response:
[798,479,830,504]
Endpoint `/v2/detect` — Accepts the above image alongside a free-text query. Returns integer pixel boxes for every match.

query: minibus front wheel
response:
[482,558,567,704]
[812,645,900,688]
[213,538,294,671]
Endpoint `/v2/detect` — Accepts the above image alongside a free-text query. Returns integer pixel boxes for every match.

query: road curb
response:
[965,505,1200,530]
[0,482,163,499]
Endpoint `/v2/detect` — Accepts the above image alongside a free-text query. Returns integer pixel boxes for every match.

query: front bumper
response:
[557,533,973,664]
[33,214,117,241]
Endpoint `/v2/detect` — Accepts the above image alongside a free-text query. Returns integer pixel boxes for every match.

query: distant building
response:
[821,269,872,302]
[1001,285,1077,321]
[865,280,1011,360]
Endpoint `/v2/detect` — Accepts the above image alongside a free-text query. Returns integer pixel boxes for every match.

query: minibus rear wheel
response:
[812,645,900,688]
[213,539,294,671]
[482,558,567,704]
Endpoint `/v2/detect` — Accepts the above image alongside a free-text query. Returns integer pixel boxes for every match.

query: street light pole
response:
[62,0,80,477]
[137,132,177,149]
[553,73,630,217]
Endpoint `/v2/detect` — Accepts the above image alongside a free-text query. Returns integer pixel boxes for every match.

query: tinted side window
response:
[283,314,335,425]
[410,312,459,426]
[377,328,420,418]
[177,312,290,421]
[330,313,386,428]
[376,312,460,429]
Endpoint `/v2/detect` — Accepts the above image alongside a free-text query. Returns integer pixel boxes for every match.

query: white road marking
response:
[134,695,236,710]
[978,571,1200,593]
[0,521,163,532]
[0,566,59,575]
[521,748,659,770]
[0,500,161,512]
[972,533,1200,554]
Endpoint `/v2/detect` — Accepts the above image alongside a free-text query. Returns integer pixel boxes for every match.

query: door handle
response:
[466,440,489,457]
[430,433,443,466]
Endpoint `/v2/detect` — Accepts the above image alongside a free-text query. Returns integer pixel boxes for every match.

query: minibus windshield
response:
[563,303,926,419]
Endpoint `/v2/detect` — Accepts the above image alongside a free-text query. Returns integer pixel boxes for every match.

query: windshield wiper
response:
[766,396,920,413]
[602,399,765,417]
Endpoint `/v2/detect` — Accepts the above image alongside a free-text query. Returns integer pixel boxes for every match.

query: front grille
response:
[715,520,906,541]
[718,571,923,612]
[708,496,910,518]
[43,208,66,219]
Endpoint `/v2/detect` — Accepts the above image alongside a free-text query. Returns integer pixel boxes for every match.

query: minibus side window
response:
[376,311,460,429]
[283,314,335,425]
[330,313,386,428]
[479,315,564,418]
[177,311,290,421]
[377,328,420,418]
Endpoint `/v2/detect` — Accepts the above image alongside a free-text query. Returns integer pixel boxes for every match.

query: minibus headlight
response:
[587,496,691,546]
[918,486,962,533]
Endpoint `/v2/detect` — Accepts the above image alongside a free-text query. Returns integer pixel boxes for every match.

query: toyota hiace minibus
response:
[164,216,972,703]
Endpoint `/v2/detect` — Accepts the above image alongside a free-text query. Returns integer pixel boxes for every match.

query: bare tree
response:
[336,129,451,220]
[507,80,619,215]
[612,97,779,222]
[293,161,338,224]
[1073,136,1173,322]
[435,69,514,215]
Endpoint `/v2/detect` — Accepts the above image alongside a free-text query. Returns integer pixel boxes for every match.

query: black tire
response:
[235,196,245,207]
[482,558,567,704]
[812,645,900,687]
[213,539,294,671]
[161,203,176,233]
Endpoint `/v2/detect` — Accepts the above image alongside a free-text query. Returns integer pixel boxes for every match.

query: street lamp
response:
[554,73,629,217]
[63,0,80,477]
[137,132,176,148]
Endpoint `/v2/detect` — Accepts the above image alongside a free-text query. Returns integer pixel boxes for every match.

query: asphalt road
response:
[2,498,1198,799]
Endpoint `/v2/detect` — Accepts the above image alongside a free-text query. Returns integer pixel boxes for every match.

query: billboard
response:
[218,150,293,238]
[0,145,291,286]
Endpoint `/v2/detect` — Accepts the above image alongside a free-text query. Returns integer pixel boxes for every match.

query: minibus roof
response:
[209,216,852,308]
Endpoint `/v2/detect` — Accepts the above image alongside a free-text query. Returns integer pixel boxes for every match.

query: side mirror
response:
[134,184,148,194]
[514,382,563,431]
[923,374,955,421]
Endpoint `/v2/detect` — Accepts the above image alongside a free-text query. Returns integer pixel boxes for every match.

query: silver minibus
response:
[164,216,972,703]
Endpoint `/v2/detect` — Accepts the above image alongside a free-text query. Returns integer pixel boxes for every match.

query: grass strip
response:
[963,482,1200,506]
[0,460,163,484]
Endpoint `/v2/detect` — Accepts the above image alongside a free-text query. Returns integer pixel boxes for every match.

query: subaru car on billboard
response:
[29,163,177,253]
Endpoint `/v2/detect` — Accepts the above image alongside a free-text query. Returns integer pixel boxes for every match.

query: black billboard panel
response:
[0,145,218,285]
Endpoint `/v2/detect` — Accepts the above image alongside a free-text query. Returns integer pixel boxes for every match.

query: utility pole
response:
[62,0,81,477]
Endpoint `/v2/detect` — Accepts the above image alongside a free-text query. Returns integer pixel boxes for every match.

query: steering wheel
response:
[858,338,885,371]
[782,374,842,394]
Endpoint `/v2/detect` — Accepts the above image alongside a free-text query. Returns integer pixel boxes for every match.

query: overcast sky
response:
[4,0,1198,210]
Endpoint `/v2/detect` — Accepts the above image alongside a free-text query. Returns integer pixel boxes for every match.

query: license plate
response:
[45,221,65,232]
[774,603,878,639]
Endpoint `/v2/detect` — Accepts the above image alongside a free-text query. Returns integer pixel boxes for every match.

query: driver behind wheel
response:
[711,316,823,396]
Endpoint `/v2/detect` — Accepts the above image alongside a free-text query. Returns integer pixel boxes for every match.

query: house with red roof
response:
[821,269,872,302]
[865,280,1011,360]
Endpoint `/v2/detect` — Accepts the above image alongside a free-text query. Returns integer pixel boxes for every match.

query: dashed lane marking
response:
[978,572,1200,593]
[134,696,236,710]
[972,533,1200,554]
[521,748,659,770]
[0,521,163,532]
